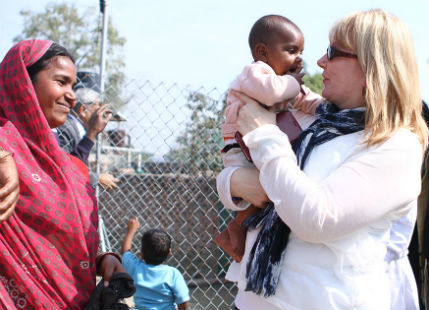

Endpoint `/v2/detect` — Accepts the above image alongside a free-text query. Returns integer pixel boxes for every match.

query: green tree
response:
[165,91,226,174]
[14,3,127,109]
[303,73,323,94]
[302,60,323,94]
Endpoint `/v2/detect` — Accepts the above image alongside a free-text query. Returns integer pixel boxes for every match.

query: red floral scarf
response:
[0,40,98,309]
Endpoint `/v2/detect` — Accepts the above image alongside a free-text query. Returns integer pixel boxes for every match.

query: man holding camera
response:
[56,87,118,190]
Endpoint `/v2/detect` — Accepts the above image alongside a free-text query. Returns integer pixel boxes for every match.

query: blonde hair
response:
[330,9,428,150]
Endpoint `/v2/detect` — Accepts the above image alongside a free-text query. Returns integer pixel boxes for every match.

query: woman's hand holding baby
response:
[230,167,269,207]
[234,92,276,136]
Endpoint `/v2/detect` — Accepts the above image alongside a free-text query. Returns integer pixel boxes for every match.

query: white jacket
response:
[217,124,422,310]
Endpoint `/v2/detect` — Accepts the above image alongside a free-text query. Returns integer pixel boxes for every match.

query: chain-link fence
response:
[58,73,237,309]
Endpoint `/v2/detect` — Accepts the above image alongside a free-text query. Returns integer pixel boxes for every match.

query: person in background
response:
[0,39,125,309]
[122,217,190,310]
[56,87,119,190]
[217,9,427,310]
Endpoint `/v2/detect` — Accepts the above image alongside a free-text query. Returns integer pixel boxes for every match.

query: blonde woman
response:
[217,9,427,310]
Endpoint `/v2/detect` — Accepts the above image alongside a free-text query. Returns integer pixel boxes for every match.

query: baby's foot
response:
[227,220,246,261]
[215,228,243,262]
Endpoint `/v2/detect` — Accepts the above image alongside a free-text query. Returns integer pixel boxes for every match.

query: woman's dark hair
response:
[141,229,171,265]
[26,42,75,83]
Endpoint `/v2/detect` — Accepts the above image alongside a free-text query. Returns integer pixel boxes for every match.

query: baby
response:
[216,15,323,262]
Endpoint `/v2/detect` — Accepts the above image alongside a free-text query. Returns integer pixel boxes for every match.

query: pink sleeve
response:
[238,64,300,106]
[292,85,324,115]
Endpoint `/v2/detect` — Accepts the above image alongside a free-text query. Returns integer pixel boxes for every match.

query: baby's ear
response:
[254,43,268,62]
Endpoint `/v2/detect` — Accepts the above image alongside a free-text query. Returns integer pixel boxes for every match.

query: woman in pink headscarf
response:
[0,39,124,309]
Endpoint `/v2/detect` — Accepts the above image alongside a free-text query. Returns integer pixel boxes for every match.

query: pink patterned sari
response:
[0,40,99,309]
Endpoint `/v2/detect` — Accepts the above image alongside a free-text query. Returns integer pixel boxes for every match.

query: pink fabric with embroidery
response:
[0,40,98,309]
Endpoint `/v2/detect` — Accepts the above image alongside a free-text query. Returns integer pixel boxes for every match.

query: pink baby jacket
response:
[222,61,301,140]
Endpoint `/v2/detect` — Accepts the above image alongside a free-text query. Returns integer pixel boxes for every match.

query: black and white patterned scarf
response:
[243,102,365,297]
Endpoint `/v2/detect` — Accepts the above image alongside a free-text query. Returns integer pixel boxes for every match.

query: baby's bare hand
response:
[288,71,305,85]
[268,101,290,113]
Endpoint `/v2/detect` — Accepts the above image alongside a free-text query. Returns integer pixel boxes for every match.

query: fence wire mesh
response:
[58,73,237,309]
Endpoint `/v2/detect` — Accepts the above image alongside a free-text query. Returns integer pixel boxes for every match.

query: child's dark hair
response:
[248,15,300,51]
[141,229,171,265]
[27,42,75,83]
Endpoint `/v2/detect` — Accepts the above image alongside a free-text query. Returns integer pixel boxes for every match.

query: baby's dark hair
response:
[248,15,300,52]
[26,42,75,83]
[141,229,171,265]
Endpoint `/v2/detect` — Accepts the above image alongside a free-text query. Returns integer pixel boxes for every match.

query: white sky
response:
[1,0,428,101]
